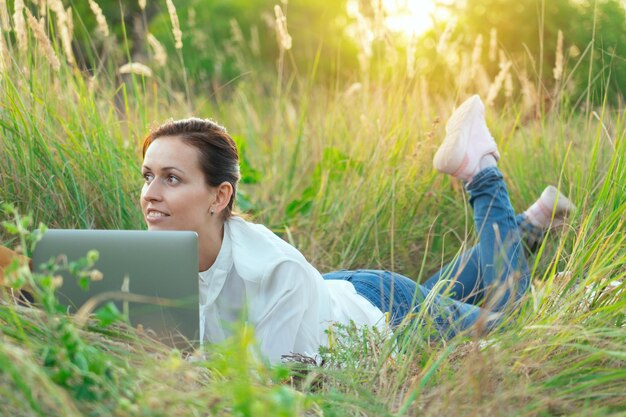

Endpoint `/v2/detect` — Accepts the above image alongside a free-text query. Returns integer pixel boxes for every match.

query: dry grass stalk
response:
[49,0,66,26]
[0,0,9,32]
[229,18,244,46]
[470,33,483,78]
[504,72,513,98]
[370,0,385,40]
[66,7,73,35]
[12,0,27,51]
[342,82,362,98]
[553,29,564,81]
[518,69,538,112]
[436,19,456,55]
[37,0,46,17]
[250,25,260,57]
[166,0,183,49]
[139,0,147,11]
[489,27,497,62]
[420,75,430,113]
[453,51,468,92]
[406,35,417,79]
[49,0,75,65]
[118,62,153,77]
[0,22,7,71]
[347,2,374,72]
[147,33,167,67]
[60,20,74,64]
[87,75,98,93]
[273,5,292,50]
[88,0,109,38]
[486,51,512,106]
[25,8,60,71]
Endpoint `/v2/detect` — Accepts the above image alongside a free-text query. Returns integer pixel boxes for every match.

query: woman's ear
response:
[212,181,234,214]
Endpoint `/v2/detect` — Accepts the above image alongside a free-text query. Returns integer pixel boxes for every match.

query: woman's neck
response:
[197,221,225,271]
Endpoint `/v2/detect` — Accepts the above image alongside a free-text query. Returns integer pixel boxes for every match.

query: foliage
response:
[58,0,626,105]
[450,0,626,104]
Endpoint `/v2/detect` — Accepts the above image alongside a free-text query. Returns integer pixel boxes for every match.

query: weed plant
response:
[0,1,624,416]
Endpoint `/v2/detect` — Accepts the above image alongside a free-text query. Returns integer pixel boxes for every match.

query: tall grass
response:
[0,1,624,416]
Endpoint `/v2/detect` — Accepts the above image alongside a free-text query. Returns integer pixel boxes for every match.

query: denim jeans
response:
[323,167,533,338]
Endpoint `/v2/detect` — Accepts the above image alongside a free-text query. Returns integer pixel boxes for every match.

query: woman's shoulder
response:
[225,217,313,281]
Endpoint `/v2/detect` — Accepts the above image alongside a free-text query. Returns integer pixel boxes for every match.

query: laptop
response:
[32,229,199,349]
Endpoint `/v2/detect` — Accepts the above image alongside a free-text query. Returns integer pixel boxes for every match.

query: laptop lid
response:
[32,229,199,348]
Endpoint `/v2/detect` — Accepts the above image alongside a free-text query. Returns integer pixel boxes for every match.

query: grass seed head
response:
[553,29,564,81]
[147,33,167,66]
[471,33,483,78]
[436,18,456,55]
[139,0,147,11]
[274,5,292,50]
[88,0,109,38]
[489,27,497,61]
[229,18,244,45]
[62,7,75,64]
[66,7,73,35]
[118,62,153,77]
[0,0,9,32]
[25,8,60,71]
[166,0,183,49]
[406,34,417,79]
[0,22,6,71]
[12,0,27,51]
[49,0,75,65]
[518,69,538,112]
[486,51,512,106]
[504,72,513,98]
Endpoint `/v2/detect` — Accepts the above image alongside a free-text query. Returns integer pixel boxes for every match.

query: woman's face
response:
[141,136,215,233]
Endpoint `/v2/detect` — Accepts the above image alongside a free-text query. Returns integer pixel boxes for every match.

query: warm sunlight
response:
[382,0,451,37]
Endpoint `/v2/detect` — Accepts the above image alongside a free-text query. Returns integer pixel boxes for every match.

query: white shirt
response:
[199,216,385,363]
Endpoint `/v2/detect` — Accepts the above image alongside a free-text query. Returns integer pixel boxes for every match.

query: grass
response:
[0,2,625,416]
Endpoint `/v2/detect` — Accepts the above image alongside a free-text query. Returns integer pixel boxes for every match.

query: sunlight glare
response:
[383,0,449,38]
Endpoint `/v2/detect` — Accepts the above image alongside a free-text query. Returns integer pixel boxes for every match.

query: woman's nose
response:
[142,179,163,201]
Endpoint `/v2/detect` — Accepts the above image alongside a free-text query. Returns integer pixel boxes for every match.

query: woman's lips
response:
[145,209,170,224]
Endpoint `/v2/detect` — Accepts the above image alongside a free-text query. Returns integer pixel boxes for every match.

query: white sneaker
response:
[525,185,576,229]
[433,95,500,182]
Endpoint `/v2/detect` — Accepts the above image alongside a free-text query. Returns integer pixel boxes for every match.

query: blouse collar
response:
[198,220,233,306]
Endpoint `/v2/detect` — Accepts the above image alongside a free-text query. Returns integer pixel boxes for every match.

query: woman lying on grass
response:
[139,95,574,363]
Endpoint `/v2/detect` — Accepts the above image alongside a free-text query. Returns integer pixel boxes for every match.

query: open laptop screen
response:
[32,229,199,347]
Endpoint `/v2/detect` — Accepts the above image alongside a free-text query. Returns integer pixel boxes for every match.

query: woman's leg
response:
[431,95,531,312]
[323,269,496,338]
[422,186,575,305]
[421,213,528,305]
[464,167,529,311]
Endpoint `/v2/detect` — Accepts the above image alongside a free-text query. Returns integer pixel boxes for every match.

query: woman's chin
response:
[145,215,173,230]
[146,222,173,231]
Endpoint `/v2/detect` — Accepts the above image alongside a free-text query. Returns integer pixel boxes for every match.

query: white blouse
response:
[199,217,386,363]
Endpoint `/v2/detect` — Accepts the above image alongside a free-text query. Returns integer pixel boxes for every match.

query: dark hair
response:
[142,118,240,218]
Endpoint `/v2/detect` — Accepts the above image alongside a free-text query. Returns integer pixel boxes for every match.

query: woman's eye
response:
[143,173,154,183]
[166,175,180,185]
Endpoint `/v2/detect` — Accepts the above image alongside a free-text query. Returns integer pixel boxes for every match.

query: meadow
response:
[0,1,625,416]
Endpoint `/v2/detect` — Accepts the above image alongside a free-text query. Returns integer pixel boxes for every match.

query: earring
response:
[210,208,215,216]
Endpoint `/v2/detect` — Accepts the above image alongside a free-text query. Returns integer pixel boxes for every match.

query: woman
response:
[140,95,574,363]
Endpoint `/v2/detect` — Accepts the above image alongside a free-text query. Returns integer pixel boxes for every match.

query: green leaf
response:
[78,275,90,291]
[94,302,125,327]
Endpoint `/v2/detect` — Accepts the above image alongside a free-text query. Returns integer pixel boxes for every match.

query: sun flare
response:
[382,0,450,38]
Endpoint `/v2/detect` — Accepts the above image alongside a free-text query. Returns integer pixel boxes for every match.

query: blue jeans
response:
[323,167,533,337]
